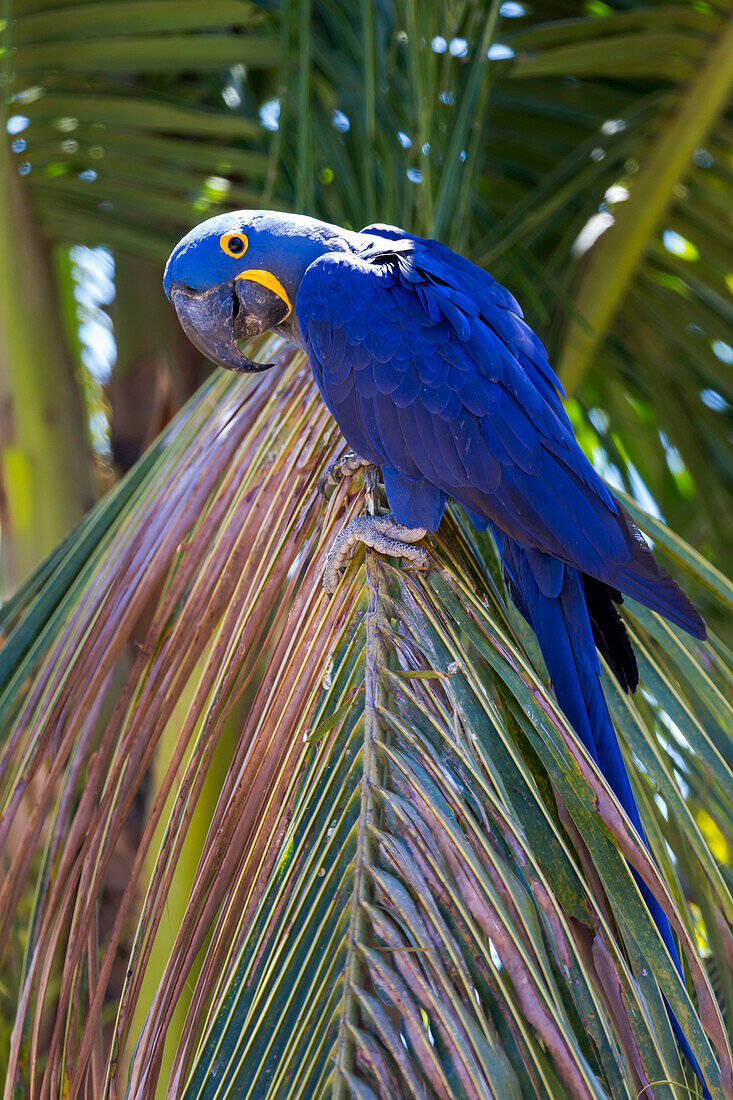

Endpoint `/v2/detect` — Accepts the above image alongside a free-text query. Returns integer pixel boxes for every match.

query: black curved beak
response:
[169,280,290,373]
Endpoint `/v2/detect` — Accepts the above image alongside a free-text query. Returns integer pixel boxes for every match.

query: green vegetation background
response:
[0,2,731,1098]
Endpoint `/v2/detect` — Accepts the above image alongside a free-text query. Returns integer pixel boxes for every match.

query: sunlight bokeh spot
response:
[663,229,699,261]
[6,115,28,134]
[259,98,280,131]
[487,43,514,59]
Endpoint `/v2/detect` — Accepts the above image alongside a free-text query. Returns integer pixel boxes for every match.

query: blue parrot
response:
[164,210,711,1095]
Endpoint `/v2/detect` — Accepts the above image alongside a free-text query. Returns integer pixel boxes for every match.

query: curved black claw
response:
[323,514,429,595]
[318,453,376,498]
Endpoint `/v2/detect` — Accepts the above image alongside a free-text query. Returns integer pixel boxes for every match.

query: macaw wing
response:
[296,246,704,637]
[361,223,565,402]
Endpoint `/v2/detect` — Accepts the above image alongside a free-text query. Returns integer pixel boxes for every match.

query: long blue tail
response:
[495,531,712,1098]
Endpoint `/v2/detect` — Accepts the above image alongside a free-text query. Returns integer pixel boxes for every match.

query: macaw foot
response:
[318,452,375,497]
[323,515,429,595]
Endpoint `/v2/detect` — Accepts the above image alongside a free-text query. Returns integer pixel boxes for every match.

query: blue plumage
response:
[297,234,704,639]
[497,531,710,1096]
[164,211,710,1096]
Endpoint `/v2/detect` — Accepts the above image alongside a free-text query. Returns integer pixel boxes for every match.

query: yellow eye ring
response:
[220,231,248,258]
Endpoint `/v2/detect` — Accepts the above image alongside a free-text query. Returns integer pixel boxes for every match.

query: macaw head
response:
[164,209,346,372]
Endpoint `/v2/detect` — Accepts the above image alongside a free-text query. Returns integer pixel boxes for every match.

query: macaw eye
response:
[220,232,248,258]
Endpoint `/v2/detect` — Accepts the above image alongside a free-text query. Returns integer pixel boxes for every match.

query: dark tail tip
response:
[617,508,707,640]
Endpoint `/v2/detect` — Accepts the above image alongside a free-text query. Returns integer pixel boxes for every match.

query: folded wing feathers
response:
[297,241,705,639]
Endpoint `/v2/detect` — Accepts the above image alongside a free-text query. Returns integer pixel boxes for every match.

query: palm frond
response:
[0,340,351,1093]
[7,0,279,259]
[174,501,733,1100]
[1,345,731,1098]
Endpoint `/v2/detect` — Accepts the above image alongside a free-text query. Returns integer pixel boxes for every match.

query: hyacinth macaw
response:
[164,211,710,1095]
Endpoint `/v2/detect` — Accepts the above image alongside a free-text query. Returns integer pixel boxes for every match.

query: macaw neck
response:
[269,219,365,351]
[268,216,408,351]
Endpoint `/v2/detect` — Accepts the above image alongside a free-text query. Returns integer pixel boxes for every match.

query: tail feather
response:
[582,577,638,694]
[496,530,712,1099]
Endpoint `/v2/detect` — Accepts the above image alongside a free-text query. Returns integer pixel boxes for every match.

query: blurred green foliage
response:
[0,3,731,1097]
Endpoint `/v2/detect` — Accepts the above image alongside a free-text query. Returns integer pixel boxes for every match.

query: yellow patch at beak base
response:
[235,269,292,320]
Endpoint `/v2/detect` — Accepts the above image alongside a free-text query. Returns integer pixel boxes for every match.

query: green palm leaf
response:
[6,0,278,261]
